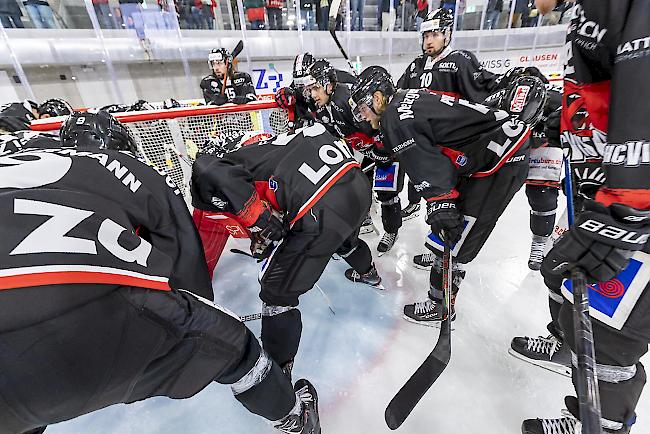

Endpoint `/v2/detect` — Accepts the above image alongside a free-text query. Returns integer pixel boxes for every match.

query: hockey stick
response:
[328,0,358,75]
[385,241,452,429]
[563,157,603,434]
[220,40,244,96]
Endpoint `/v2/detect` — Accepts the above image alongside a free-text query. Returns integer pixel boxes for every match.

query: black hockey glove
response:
[231,96,250,104]
[275,87,296,111]
[545,201,650,283]
[209,93,229,106]
[544,108,561,148]
[248,203,288,260]
[426,198,464,247]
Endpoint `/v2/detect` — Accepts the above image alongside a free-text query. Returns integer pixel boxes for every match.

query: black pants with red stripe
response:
[259,169,372,366]
[0,285,295,434]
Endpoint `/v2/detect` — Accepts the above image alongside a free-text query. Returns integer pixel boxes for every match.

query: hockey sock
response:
[380,196,402,233]
[530,209,556,237]
[261,306,302,367]
[427,254,465,301]
[228,335,296,421]
[340,239,373,275]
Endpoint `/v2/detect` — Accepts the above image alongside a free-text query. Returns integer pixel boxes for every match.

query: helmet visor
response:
[349,93,373,124]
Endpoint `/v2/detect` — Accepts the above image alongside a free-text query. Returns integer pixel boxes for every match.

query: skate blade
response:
[401,212,420,221]
[377,249,390,257]
[507,348,572,377]
[402,315,455,330]
[359,226,375,235]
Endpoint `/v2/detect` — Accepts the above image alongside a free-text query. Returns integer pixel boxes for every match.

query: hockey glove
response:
[426,198,464,247]
[344,132,376,152]
[275,87,296,111]
[247,202,288,260]
[544,108,561,148]
[209,93,229,106]
[544,201,650,283]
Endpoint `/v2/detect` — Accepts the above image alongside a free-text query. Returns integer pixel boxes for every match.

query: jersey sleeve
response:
[396,62,414,90]
[452,51,501,102]
[201,77,228,106]
[381,111,458,200]
[191,154,264,226]
[232,72,257,104]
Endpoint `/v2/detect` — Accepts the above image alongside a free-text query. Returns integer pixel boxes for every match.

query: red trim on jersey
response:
[425,189,460,201]
[596,188,650,211]
[0,271,170,291]
[525,179,561,188]
[427,90,461,99]
[291,161,361,226]
[254,179,281,211]
[440,146,466,169]
[472,127,531,178]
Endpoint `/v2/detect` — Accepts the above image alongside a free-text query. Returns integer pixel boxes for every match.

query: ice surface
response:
[48,189,649,434]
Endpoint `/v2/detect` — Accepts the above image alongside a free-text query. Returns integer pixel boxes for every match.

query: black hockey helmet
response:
[129,99,155,112]
[0,116,30,133]
[60,110,138,154]
[303,59,338,91]
[420,8,454,53]
[37,98,73,118]
[292,52,316,86]
[349,66,395,122]
[208,48,233,70]
[162,98,182,109]
[99,103,131,114]
[500,75,548,127]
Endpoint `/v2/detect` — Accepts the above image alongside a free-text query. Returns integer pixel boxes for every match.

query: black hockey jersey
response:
[313,84,375,139]
[191,123,361,227]
[0,148,213,299]
[0,101,36,132]
[200,71,257,106]
[0,130,62,155]
[397,48,502,102]
[380,89,530,200]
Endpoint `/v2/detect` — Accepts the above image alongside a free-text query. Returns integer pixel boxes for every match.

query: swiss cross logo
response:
[510,85,530,113]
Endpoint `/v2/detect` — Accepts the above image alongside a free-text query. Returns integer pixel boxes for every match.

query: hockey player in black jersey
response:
[0,111,320,434]
[200,48,257,106]
[350,66,545,326]
[0,100,71,153]
[191,123,378,384]
[396,8,550,269]
[510,1,650,433]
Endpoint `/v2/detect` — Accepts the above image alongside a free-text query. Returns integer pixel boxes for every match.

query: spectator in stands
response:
[484,0,502,29]
[266,0,283,29]
[350,0,363,30]
[118,0,144,29]
[399,0,416,31]
[0,0,23,27]
[379,0,398,31]
[521,1,539,27]
[415,0,427,30]
[191,0,206,29]
[245,0,265,29]
[300,0,314,30]
[318,0,328,30]
[23,0,56,28]
[202,0,215,29]
[511,0,529,27]
[455,0,465,29]
[92,0,117,29]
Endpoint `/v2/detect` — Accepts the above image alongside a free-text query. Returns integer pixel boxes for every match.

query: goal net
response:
[31,97,292,204]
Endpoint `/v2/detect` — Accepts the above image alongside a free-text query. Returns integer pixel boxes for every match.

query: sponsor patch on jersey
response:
[373,162,399,191]
[455,155,467,166]
[234,78,245,84]
[510,85,530,113]
[561,252,650,330]
[211,81,219,88]
[321,116,330,123]
[269,178,278,191]
[437,62,458,72]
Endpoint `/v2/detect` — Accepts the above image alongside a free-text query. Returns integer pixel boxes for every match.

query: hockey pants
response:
[0,285,296,434]
[426,149,528,302]
[259,170,371,366]
[525,184,559,237]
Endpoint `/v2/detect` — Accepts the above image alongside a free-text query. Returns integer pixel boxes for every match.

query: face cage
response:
[350,93,373,123]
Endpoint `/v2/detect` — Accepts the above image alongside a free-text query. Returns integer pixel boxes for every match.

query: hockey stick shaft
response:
[384,242,452,429]
[327,0,358,76]
[564,157,603,434]
[220,40,244,96]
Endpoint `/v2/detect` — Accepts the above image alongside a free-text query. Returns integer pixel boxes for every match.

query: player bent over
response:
[350,66,545,325]
[0,111,319,434]
[191,123,375,380]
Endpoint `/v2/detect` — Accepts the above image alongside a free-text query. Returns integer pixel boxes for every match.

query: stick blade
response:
[231,40,244,59]
[384,320,452,429]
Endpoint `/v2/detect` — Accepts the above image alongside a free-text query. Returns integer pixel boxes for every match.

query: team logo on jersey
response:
[211,81,219,88]
[455,155,467,166]
[269,178,278,191]
[510,85,530,113]
[210,196,228,209]
[321,116,330,123]
[602,141,650,167]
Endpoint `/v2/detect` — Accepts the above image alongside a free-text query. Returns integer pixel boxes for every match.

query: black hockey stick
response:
[327,0,358,75]
[564,157,603,434]
[221,40,244,96]
[385,242,452,430]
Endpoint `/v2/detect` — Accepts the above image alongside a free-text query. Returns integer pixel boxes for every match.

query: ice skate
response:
[274,379,321,434]
[509,333,572,377]
[403,298,455,327]
[359,213,379,235]
[412,252,435,270]
[400,203,420,221]
[528,235,548,271]
[344,264,384,289]
[377,232,398,255]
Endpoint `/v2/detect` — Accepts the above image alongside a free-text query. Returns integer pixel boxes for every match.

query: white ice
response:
[48,188,649,434]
